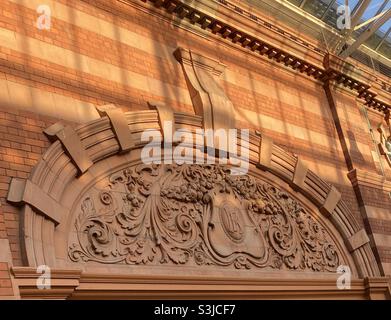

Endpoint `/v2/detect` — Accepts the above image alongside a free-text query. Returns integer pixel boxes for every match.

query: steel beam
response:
[350,0,372,30]
[299,0,308,9]
[354,9,389,30]
[375,0,389,17]
[340,9,391,58]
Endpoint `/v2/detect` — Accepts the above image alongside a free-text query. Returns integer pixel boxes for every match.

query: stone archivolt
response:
[69,163,340,272]
[6,105,380,278]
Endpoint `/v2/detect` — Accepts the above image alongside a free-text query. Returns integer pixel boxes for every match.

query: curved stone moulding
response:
[8,105,380,278]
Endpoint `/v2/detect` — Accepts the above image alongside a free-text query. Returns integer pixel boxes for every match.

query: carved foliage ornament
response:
[69,164,341,271]
[377,117,391,167]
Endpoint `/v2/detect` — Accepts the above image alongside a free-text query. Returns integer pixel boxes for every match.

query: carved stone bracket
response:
[255,131,273,171]
[7,179,67,225]
[291,158,309,191]
[174,47,235,132]
[148,101,175,136]
[319,186,341,217]
[346,229,370,253]
[96,104,134,153]
[44,123,93,175]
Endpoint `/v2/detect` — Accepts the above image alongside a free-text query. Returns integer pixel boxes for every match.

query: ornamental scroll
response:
[69,164,341,271]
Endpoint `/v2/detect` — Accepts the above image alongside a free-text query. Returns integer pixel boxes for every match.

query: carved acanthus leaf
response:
[69,164,341,271]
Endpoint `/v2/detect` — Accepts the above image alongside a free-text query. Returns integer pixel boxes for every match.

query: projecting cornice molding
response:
[324,54,390,113]
[10,267,391,299]
[131,0,390,114]
[348,168,391,193]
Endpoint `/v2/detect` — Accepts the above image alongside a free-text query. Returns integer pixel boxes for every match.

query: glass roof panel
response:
[323,1,344,28]
[379,1,391,33]
[336,0,360,11]
[285,0,390,59]
[378,39,391,56]
[365,30,385,47]
[357,1,391,50]
[302,0,334,19]
[361,1,388,19]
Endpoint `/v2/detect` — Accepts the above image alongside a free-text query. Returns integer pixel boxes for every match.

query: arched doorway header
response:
[6,102,379,278]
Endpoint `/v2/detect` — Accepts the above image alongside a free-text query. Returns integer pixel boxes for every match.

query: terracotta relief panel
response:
[69,164,341,272]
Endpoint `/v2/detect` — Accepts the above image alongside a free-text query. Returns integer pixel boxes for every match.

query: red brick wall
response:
[0,0,389,277]
[0,262,13,297]
[0,108,55,265]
